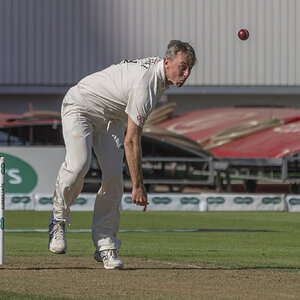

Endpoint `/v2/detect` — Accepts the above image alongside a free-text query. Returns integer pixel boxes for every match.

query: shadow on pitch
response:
[123,266,299,271]
[0,265,298,271]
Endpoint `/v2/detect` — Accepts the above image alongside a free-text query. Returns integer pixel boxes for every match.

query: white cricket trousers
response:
[52,92,125,251]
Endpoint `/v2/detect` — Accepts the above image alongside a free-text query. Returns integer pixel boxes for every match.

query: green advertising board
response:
[0,153,38,193]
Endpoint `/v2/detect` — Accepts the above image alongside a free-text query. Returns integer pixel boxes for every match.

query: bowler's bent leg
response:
[52,108,94,223]
[49,106,94,254]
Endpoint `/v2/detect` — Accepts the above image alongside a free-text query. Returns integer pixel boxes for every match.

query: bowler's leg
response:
[92,121,125,269]
[49,106,93,254]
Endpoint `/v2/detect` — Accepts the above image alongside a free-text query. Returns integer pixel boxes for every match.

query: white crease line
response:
[147,259,204,269]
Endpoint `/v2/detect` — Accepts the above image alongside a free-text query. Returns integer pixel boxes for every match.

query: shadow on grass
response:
[124,266,299,271]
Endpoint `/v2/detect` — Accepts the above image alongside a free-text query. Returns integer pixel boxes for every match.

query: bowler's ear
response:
[164,58,169,68]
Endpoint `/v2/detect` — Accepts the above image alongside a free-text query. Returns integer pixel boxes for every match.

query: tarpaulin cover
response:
[156,107,300,158]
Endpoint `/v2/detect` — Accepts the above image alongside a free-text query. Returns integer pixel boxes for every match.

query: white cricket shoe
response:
[49,220,67,254]
[94,250,124,270]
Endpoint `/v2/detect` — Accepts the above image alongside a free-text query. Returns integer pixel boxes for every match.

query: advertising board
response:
[0,147,65,194]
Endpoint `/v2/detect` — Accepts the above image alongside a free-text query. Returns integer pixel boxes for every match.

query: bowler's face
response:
[164,52,193,87]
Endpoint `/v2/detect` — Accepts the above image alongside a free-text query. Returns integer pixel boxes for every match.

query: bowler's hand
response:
[132,185,148,212]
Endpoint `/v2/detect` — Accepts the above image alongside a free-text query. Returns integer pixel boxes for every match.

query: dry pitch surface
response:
[0,256,300,299]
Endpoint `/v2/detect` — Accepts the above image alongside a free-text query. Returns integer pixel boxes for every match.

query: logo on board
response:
[0,153,37,193]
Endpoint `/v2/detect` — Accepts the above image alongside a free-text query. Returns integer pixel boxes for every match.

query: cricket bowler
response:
[48,40,197,269]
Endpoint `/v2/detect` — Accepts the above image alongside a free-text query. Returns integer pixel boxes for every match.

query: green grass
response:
[4,210,300,270]
[0,291,69,300]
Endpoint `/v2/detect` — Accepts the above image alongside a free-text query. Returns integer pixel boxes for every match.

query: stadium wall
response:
[1,0,300,90]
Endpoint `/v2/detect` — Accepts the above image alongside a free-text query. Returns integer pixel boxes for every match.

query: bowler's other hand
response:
[132,186,148,212]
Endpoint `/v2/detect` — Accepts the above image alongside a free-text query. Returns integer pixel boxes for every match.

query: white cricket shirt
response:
[68,57,167,127]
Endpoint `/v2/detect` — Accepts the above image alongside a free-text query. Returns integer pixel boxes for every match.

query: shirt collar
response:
[156,59,168,90]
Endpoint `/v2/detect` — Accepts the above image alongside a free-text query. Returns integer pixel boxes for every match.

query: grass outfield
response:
[2,210,300,299]
[4,210,300,269]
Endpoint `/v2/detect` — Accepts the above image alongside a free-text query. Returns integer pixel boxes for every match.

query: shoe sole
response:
[49,249,67,254]
[103,264,124,270]
[49,244,67,254]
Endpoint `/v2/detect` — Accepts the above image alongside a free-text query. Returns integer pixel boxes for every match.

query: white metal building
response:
[1,0,300,113]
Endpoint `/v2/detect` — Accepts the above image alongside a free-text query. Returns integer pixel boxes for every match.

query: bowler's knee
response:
[101,167,123,184]
[72,161,90,177]
[62,159,90,183]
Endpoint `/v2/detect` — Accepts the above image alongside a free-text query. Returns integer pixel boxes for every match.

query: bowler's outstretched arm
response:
[124,117,148,211]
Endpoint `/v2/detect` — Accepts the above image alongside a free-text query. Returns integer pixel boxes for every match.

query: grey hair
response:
[164,40,197,65]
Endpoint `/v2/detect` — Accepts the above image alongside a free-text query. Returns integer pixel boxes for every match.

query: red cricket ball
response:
[238,29,249,41]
